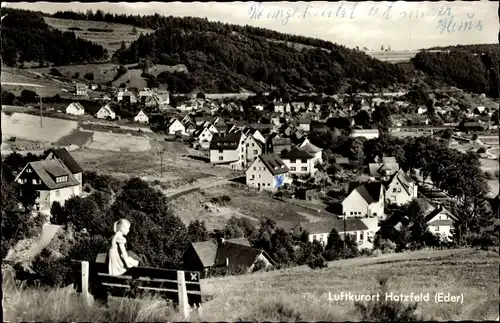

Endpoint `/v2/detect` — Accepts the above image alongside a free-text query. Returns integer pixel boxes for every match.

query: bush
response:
[17,249,72,288]
[84,72,94,81]
[252,259,268,272]
[353,277,423,321]
[49,68,62,77]
[477,147,486,153]
[307,255,327,269]
[73,72,80,79]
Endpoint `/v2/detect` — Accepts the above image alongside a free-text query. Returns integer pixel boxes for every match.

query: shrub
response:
[220,195,231,203]
[17,249,72,288]
[477,147,486,153]
[353,277,423,321]
[307,255,327,269]
[49,68,62,77]
[73,72,80,79]
[84,72,94,81]
[252,259,268,272]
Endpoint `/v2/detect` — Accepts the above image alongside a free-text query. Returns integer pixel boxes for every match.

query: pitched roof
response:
[280,147,314,159]
[347,181,383,204]
[369,162,400,177]
[259,154,289,176]
[214,242,266,268]
[68,102,84,111]
[209,132,243,150]
[299,142,322,153]
[334,157,350,165]
[191,240,218,267]
[388,169,414,194]
[297,218,368,235]
[26,160,80,190]
[99,104,114,115]
[46,148,83,173]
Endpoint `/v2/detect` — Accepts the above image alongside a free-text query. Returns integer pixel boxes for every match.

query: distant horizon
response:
[2,1,498,51]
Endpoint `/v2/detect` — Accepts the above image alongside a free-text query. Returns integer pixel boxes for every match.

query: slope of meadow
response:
[3,249,498,321]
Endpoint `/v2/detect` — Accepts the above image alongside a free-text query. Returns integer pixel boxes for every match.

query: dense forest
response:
[0,8,108,66]
[1,8,498,96]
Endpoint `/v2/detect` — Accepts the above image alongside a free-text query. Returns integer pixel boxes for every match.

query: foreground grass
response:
[201,249,499,321]
[4,249,498,321]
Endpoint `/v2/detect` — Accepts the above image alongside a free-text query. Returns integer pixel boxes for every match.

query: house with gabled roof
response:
[298,138,323,165]
[167,118,186,136]
[245,134,266,162]
[209,132,247,170]
[184,122,197,135]
[384,169,418,205]
[425,205,458,241]
[280,147,317,176]
[195,126,216,149]
[243,128,266,144]
[66,102,85,116]
[291,102,306,112]
[274,103,286,114]
[183,238,274,277]
[133,109,149,123]
[75,83,87,96]
[368,158,400,181]
[14,158,82,217]
[342,181,385,221]
[45,147,83,191]
[246,153,290,191]
[96,104,116,120]
[292,218,370,249]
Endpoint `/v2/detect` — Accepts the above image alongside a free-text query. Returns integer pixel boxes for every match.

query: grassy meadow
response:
[3,249,498,321]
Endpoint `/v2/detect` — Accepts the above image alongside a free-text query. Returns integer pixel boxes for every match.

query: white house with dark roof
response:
[385,169,418,205]
[209,132,247,170]
[292,219,371,249]
[133,109,149,123]
[245,134,266,162]
[298,138,323,165]
[425,205,458,241]
[280,147,317,176]
[342,181,385,221]
[75,83,87,96]
[246,154,291,191]
[96,104,116,120]
[45,147,83,192]
[14,158,82,217]
[167,118,186,135]
[65,102,85,116]
[297,118,311,132]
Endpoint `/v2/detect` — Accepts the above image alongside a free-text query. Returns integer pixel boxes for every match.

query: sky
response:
[2,1,498,51]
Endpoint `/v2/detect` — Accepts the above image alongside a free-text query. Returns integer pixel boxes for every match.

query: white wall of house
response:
[66,103,85,116]
[342,189,385,220]
[198,128,214,147]
[427,212,455,240]
[292,225,370,249]
[245,136,264,161]
[351,131,379,139]
[134,111,149,123]
[385,179,418,205]
[246,158,289,191]
[96,107,116,120]
[299,123,310,132]
[210,137,246,169]
[168,120,186,135]
[37,185,80,215]
[248,253,273,272]
[282,158,316,176]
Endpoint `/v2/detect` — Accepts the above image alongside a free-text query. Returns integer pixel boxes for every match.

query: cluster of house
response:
[13,148,84,218]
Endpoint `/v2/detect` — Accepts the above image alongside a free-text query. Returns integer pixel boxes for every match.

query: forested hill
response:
[48,9,409,93]
[1,8,108,66]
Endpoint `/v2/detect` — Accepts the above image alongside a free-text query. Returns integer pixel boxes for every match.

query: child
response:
[108,219,139,276]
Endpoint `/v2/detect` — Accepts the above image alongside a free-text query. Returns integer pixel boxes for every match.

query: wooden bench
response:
[71,253,202,318]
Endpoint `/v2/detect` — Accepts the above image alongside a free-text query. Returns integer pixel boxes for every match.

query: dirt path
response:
[164,176,244,200]
[1,82,47,87]
[6,224,62,263]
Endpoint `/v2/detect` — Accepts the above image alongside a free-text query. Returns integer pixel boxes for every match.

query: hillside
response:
[4,249,499,321]
[0,8,108,66]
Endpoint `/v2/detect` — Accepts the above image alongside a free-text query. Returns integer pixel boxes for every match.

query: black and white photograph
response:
[1,1,499,321]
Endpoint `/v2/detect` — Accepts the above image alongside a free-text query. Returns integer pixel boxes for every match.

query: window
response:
[300,227,302,231]
[253,167,256,170]
[267,183,270,186]
[219,149,223,153]
[290,159,296,163]
[55,190,60,197]
[301,159,307,163]
[373,213,377,216]
[251,175,255,179]
[252,143,255,147]
[253,150,258,154]
[301,167,307,171]
[313,235,316,240]
[350,212,353,215]
[290,167,296,171]
[71,187,75,195]
[36,191,40,198]
[393,188,397,193]
[397,188,402,193]
[32,179,39,185]
[35,203,40,211]
[219,156,223,160]
[360,231,364,240]
[27,168,32,173]
[258,174,261,178]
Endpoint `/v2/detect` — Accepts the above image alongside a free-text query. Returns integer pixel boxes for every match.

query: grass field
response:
[200,249,499,321]
[56,130,94,146]
[169,185,330,230]
[70,147,237,186]
[1,112,78,143]
[4,249,498,321]
[86,131,151,152]
[43,17,154,55]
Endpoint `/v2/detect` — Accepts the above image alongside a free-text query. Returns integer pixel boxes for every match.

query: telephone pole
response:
[38,96,43,128]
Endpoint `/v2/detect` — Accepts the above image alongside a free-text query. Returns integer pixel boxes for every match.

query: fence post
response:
[81,261,93,306]
[177,270,189,319]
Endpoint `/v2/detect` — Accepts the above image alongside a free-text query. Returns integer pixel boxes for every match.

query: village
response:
[2,79,499,276]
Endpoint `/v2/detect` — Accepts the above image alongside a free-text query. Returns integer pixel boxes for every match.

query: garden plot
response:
[87,131,151,152]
